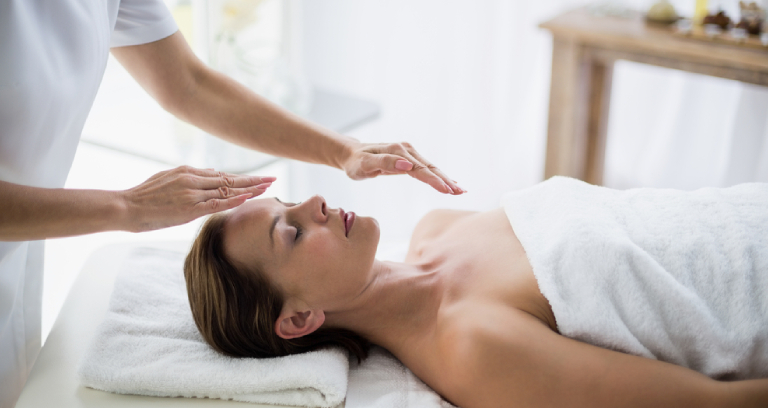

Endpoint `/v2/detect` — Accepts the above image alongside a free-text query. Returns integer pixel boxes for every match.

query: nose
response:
[303,195,327,223]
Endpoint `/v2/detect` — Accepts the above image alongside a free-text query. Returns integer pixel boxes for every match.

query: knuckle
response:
[208,200,221,211]
[217,186,232,197]
[401,141,413,149]
[220,175,235,187]
[177,165,193,173]
[179,174,196,184]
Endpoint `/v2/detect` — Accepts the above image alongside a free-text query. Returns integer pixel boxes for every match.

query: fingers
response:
[383,143,466,195]
[180,166,275,205]
[412,166,457,195]
[353,142,466,195]
[171,166,277,216]
[167,165,273,186]
[167,165,276,194]
[192,174,275,190]
[200,182,272,200]
[408,145,466,195]
[124,166,279,233]
[196,193,252,215]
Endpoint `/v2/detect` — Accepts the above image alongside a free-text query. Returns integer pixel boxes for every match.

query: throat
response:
[326,259,446,351]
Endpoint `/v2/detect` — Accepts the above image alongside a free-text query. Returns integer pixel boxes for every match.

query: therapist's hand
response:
[341,142,465,195]
[119,166,274,232]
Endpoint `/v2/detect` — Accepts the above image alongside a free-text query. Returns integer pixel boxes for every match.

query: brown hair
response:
[184,213,370,363]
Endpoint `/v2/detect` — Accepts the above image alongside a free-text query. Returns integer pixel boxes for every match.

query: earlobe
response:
[274,309,325,340]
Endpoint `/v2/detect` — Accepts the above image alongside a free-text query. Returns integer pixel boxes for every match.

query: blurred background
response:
[44,0,768,342]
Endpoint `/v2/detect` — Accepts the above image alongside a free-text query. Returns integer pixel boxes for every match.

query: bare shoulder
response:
[407,209,476,259]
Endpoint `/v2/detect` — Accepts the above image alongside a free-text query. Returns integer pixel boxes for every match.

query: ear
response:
[274,308,326,340]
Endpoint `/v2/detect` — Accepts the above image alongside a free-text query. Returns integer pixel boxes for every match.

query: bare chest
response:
[408,209,543,310]
[395,209,556,384]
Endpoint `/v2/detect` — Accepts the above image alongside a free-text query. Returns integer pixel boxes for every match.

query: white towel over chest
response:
[502,177,768,380]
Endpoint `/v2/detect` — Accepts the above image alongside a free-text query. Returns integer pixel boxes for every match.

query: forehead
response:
[222,198,279,268]
[228,197,276,226]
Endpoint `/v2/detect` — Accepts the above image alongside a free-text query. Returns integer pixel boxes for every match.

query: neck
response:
[323,258,445,352]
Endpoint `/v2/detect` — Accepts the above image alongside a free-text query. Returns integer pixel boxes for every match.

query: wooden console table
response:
[540,8,768,185]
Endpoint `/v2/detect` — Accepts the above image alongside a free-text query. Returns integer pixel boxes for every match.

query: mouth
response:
[340,208,356,237]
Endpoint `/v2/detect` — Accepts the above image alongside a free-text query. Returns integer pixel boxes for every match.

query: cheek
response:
[295,235,348,278]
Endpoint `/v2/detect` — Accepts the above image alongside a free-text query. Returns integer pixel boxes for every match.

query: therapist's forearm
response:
[112,33,356,170]
[0,180,124,241]
[112,32,464,194]
[175,66,356,170]
[0,166,272,241]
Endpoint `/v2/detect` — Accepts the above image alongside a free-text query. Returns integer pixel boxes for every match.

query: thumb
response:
[367,154,413,173]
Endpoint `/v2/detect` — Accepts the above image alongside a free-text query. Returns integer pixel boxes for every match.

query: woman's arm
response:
[441,308,767,408]
[0,167,271,241]
[110,32,463,195]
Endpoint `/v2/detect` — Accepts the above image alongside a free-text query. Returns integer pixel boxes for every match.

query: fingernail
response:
[255,182,272,189]
[259,176,277,182]
[395,160,413,171]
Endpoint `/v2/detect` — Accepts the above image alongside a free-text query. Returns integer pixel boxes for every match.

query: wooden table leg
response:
[544,38,614,185]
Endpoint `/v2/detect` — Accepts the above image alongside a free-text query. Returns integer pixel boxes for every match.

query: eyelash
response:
[294,225,303,241]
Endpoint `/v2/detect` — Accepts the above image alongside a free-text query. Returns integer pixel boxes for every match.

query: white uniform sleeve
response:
[110,0,179,48]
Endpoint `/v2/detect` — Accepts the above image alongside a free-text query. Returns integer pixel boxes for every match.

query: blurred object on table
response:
[736,1,765,35]
[703,9,732,29]
[694,0,709,24]
[646,0,679,24]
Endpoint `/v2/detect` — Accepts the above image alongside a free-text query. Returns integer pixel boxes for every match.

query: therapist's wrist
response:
[332,137,360,171]
[111,190,135,232]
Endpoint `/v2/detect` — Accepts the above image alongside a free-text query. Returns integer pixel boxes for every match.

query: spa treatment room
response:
[3,0,768,407]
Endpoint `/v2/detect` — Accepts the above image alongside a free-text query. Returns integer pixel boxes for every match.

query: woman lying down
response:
[184,177,768,408]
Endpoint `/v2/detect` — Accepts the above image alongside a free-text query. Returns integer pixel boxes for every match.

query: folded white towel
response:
[502,177,768,379]
[77,247,348,407]
[346,348,457,408]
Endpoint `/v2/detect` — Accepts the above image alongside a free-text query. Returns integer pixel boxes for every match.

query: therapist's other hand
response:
[342,142,465,195]
[119,166,274,232]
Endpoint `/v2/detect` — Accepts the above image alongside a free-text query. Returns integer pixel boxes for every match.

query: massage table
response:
[16,241,345,408]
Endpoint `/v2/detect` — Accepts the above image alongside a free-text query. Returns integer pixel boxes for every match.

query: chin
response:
[357,216,381,260]
[367,217,381,246]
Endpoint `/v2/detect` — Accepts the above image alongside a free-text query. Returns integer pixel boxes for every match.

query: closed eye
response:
[294,225,303,241]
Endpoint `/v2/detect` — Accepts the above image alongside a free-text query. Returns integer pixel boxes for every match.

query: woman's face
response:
[222,195,380,310]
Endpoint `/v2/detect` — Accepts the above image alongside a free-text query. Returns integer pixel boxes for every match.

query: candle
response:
[694,0,709,24]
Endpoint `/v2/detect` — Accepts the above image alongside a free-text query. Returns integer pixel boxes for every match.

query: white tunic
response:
[502,177,768,380]
[0,0,177,406]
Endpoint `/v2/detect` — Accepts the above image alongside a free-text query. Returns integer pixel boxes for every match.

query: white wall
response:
[290,0,768,245]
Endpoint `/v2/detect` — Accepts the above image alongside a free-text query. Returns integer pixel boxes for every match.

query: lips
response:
[340,208,356,236]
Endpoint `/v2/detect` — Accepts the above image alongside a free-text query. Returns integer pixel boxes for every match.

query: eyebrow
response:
[269,214,279,249]
[269,198,284,249]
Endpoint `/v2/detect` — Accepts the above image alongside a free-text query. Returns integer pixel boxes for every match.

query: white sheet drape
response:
[293,0,768,244]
